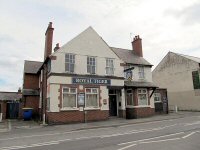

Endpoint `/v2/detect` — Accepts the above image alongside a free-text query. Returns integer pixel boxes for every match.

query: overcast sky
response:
[0,0,200,91]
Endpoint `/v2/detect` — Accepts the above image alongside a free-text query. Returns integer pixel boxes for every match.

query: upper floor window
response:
[138,66,145,79]
[87,56,96,74]
[62,87,77,108]
[65,53,75,73]
[47,60,51,73]
[192,71,200,89]
[106,58,114,75]
[138,88,148,105]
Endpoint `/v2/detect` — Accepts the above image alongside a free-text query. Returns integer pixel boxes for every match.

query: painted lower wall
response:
[168,90,200,111]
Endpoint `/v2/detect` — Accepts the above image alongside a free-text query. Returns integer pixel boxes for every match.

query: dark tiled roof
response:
[124,81,157,88]
[110,47,153,66]
[24,60,43,74]
[0,92,22,101]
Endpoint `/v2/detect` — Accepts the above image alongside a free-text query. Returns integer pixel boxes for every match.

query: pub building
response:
[23,22,157,124]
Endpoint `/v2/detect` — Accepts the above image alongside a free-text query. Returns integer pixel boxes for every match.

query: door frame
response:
[108,90,119,117]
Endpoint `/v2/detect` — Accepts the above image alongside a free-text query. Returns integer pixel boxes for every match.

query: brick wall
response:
[118,109,126,118]
[46,110,109,124]
[0,102,7,119]
[24,96,39,118]
[24,74,39,89]
[126,107,154,119]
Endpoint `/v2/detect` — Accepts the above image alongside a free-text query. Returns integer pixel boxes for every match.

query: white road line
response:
[182,132,196,139]
[184,121,200,126]
[118,144,137,150]
[139,137,181,144]
[118,132,184,145]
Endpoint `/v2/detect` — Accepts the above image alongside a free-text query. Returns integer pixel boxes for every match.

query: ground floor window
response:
[138,88,148,105]
[154,93,161,103]
[62,87,77,108]
[126,89,134,105]
[47,98,50,111]
[85,88,99,108]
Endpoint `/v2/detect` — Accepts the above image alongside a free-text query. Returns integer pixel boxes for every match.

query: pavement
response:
[0,111,200,133]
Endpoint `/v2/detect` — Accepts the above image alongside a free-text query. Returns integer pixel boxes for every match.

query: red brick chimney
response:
[131,35,143,57]
[44,22,54,60]
[53,43,60,52]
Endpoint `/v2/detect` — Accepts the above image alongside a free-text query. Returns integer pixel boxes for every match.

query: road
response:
[0,115,200,150]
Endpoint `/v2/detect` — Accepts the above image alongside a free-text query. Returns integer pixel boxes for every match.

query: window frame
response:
[85,88,99,108]
[137,88,148,106]
[87,56,96,74]
[154,93,161,103]
[65,53,75,73]
[126,89,134,106]
[62,87,77,109]
[106,58,114,75]
[138,66,145,79]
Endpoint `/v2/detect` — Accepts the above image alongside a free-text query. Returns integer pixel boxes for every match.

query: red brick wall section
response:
[118,109,126,118]
[24,74,39,89]
[135,107,155,118]
[25,96,39,118]
[0,102,7,119]
[46,110,109,124]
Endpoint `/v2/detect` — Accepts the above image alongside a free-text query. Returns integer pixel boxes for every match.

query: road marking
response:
[184,121,200,126]
[117,144,137,150]
[182,132,196,139]
[100,124,177,138]
[140,137,181,144]
[118,132,184,145]
[0,139,72,150]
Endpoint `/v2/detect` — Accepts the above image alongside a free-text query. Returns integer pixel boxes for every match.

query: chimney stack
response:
[54,43,60,52]
[131,35,143,57]
[44,22,54,60]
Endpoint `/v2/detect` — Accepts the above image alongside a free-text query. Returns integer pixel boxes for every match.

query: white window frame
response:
[65,53,75,73]
[106,58,114,75]
[154,93,161,103]
[138,66,145,79]
[138,88,148,106]
[126,89,134,106]
[62,87,77,110]
[87,56,96,74]
[85,88,99,108]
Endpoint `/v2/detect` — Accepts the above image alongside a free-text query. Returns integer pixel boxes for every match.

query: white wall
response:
[50,27,124,77]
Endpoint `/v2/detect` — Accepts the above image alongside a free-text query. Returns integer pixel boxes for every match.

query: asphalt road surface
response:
[0,115,200,150]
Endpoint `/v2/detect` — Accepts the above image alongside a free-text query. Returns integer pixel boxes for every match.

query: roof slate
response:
[110,47,152,66]
[0,92,22,101]
[24,60,43,74]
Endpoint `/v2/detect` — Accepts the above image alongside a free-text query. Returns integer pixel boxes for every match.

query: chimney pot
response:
[54,43,60,52]
[131,35,143,57]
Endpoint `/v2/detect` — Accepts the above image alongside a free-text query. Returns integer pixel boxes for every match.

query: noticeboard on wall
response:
[78,93,85,106]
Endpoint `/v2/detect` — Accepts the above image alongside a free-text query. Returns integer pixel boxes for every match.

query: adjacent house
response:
[23,22,157,124]
[0,90,22,120]
[152,52,200,111]
[22,60,43,119]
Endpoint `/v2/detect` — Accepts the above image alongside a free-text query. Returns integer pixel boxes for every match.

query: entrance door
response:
[6,102,19,119]
[109,95,117,116]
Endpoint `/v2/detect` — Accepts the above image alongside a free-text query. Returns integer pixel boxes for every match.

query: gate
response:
[6,102,19,119]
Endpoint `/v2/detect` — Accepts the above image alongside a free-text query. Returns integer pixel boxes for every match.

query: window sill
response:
[60,107,79,111]
[84,107,100,110]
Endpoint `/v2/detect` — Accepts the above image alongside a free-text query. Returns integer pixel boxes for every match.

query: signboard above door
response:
[72,77,111,85]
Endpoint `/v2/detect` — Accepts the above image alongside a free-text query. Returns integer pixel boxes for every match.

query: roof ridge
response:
[110,46,132,51]
[25,60,43,63]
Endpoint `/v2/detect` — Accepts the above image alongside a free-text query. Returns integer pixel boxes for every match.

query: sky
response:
[0,0,200,91]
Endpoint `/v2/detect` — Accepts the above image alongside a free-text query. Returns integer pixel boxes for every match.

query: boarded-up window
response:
[192,71,200,89]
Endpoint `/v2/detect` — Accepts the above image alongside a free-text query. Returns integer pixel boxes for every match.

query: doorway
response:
[109,94,117,116]
[6,102,19,119]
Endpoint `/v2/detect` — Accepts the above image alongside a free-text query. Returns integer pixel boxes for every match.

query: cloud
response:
[0,0,200,91]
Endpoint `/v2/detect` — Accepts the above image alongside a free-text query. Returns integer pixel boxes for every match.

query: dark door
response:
[6,102,19,119]
[109,95,117,116]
